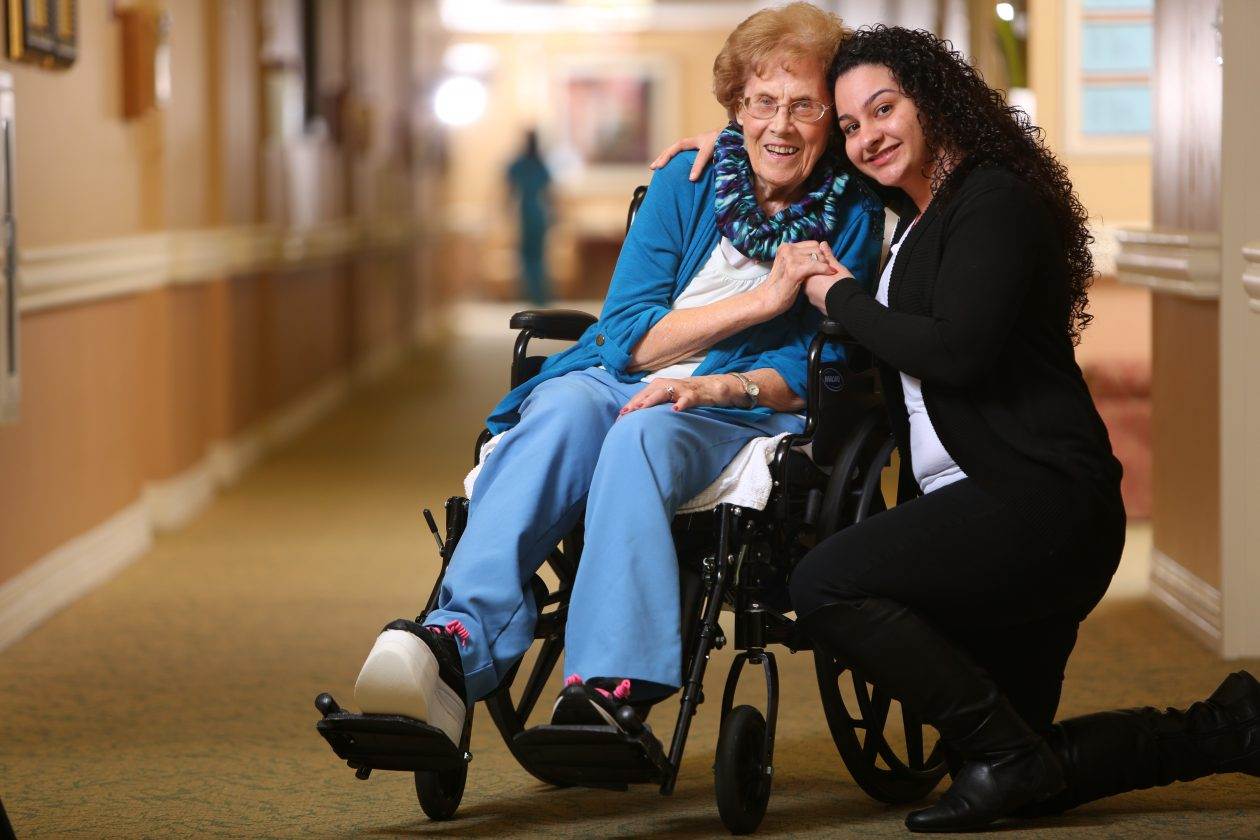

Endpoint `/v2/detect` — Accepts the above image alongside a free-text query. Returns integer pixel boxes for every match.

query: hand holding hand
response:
[619,374,741,415]
[649,129,721,182]
[803,248,855,313]
[757,241,843,319]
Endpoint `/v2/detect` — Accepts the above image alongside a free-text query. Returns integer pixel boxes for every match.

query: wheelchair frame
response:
[315,186,949,834]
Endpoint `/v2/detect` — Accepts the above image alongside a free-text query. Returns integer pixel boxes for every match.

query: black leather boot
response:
[1019,670,1260,816]
[798,599,1065,833]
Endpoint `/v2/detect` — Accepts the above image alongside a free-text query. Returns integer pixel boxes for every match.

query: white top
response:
[875,235,968,494]
[643,238,773,381]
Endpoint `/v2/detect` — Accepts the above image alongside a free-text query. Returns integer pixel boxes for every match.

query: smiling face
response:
[834,63,934,209]
[738,55,832,213]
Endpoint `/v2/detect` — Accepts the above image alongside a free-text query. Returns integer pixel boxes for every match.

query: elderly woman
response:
[351,3,881,751]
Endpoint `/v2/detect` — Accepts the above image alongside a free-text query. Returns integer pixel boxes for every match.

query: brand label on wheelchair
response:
[821,368,845,392]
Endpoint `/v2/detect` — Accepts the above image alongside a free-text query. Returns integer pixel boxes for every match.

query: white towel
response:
[464,431,796,513]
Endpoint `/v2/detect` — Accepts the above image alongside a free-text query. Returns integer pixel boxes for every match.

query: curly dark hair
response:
[830,25,1094,343]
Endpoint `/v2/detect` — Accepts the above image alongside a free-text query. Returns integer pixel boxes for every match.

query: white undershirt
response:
[875,236,968,494]
[643,238,773,381]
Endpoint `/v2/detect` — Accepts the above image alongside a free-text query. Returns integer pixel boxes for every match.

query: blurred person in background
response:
[506,129,553,305]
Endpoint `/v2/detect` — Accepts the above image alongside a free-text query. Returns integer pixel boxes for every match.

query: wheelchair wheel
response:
[714,705,772,835]
[414,764,466,821]
[814,654,947,803]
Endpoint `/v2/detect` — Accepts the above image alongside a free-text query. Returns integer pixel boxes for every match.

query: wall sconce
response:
[117,6,172,119]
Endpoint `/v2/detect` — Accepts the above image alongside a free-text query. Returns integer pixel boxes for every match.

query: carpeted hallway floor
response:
[1,331,1257,839]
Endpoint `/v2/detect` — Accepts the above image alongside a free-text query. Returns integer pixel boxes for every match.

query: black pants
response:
[789,477,1124,732]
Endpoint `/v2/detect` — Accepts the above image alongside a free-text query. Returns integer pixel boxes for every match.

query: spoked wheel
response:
[714,705,772,835]
[814,654,947,803]
[415,764,467,820]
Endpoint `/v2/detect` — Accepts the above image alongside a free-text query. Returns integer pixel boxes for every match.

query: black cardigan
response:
[825,165,1124,544]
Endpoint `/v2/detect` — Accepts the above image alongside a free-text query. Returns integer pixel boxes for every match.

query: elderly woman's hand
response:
[802,249,855,314]
[619,375,741,415]
[757,241,842,319]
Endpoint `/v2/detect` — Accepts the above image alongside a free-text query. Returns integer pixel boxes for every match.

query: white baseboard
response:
[144,453,218,532]
[1149,547,1223,649]
[0,367,380,652]
[0,501,153,650]
[208,427,267,488]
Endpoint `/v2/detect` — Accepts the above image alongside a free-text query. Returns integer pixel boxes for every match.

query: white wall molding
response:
[1149,548,1223,650]
[0,501,153,651]
[1115,228,1222,299]
[0,363,383,651]
[18,218,421,314]
[1242,243,1260,313]
[19,234,170,313]
[143,454,219,533]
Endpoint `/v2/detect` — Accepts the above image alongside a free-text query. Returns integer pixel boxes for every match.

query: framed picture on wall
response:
[551,55,679,194]
[5,0,77,68]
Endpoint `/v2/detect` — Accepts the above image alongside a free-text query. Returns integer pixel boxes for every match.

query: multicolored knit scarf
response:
[713,122,849,262]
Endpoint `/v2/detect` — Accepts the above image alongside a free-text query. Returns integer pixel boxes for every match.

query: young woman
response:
[657,24,1259,836]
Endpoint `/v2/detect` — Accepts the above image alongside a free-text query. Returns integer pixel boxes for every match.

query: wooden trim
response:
[1243,243,1260,313]
[1149,547,1223,650]
[0,500,153,650]
[1115,228,1222,298]
[18,218,421,314]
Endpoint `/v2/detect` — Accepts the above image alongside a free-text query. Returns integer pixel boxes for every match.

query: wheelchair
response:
[314,186,949,834]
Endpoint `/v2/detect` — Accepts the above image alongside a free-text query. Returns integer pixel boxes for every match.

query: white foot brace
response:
[353,629,466,747]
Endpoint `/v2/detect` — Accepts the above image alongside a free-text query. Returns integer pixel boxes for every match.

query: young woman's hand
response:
[619,374,741,414]
[802,247,855,314]
[757,241,841,319]
[649,129,721,181]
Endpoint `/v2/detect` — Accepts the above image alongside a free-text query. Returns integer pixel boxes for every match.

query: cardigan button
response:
[595,333,605,346]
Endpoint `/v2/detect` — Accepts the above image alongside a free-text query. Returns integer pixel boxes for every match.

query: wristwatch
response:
[729,372,760,409]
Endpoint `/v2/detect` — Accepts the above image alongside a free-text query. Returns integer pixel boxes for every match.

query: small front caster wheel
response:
[415,763,467,821]
[714,704,772,835]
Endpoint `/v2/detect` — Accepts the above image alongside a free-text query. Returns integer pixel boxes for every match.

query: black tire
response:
[810,409,947,803]
[814,652,947,803]
[414,763,467,821]
[714,705,772,835]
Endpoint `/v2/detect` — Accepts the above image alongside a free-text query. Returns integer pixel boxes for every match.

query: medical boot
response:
[797,598,1065,833]
[354,618,469,746]
[1019,669,1260,816]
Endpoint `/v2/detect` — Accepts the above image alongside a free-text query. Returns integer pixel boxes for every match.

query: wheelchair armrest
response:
[818,319,852,341]
[509,309,597,342]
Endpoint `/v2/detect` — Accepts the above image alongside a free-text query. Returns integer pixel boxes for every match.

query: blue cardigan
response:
[486,151,884,433]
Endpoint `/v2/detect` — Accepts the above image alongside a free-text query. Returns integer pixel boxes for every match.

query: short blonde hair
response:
[713,3,848,120]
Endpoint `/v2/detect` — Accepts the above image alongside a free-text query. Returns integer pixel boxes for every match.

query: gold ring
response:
[810,252,820,262]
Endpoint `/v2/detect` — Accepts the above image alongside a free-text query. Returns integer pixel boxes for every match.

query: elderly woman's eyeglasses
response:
[741,96,831,123]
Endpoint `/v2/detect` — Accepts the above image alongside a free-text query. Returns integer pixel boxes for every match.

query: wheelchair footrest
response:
[513,724,671,790]
[317,710,466,773]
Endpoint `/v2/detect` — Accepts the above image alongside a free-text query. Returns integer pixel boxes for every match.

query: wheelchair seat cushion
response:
[467,431,799,514]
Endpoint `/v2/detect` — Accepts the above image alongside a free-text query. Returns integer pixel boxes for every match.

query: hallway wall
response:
[0,0,432,645]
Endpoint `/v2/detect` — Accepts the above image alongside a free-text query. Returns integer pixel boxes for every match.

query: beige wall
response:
[0,0,434,595]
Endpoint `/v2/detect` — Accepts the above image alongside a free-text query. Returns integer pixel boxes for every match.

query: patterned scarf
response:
[713,122,849,262]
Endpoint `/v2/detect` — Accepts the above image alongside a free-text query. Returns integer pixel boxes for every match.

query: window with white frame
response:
[1064,0,1154,154]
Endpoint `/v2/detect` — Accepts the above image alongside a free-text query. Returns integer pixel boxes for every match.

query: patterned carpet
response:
[1,336,1256,839]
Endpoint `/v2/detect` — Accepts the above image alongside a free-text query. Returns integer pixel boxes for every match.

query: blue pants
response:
[426,368,803,701]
